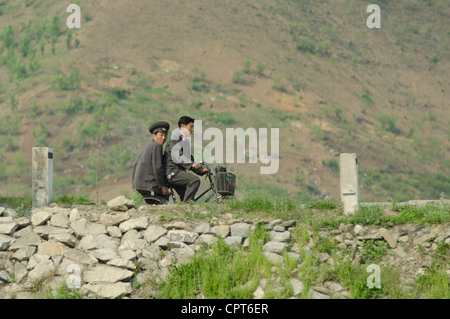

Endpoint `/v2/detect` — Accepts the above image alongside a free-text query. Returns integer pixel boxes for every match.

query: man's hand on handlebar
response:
[161,186,169,196]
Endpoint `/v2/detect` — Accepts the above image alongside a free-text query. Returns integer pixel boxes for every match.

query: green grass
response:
[53,194,95,206]
[156,225,299,299]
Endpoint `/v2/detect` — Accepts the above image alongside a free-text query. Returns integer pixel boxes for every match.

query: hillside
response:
[0,0,449,203]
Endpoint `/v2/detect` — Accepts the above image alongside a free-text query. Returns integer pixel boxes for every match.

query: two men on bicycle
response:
[132,116,207,203]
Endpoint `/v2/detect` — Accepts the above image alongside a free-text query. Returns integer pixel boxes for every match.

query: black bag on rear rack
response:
[214,166,236,196]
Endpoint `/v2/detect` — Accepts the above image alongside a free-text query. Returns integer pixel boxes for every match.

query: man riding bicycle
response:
[164,116,208,202]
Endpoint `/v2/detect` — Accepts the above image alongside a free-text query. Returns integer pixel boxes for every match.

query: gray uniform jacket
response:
[165,134,204,176]
[132,140,166,191]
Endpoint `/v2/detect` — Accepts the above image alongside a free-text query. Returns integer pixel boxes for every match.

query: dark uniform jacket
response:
[132,140,166,191]
[164,133,203,176]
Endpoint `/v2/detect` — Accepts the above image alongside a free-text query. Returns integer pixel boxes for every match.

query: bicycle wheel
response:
[142,196,169,205]
[203,192,217,203]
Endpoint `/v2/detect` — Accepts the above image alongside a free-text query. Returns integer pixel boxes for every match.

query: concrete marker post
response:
[340,153,360,215]
[32,147,53,207]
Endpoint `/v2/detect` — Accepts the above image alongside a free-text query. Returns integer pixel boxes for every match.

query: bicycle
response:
[142,162,236,205]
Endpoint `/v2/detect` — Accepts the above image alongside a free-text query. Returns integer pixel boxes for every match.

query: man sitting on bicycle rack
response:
[132,121,170,204]
[164,116,208,202]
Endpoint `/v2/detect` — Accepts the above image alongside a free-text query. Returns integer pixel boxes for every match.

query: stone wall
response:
[0,196,449,299]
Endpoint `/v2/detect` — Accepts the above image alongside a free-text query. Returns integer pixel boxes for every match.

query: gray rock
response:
[50,213,70,228]
[119,249,136,261]
[263,251,283,264]
[27,253,51,270]
[154,236,170,249]
[270,231,291,243]
[224,236,244,246]
[280,220,297,228]
[262,241,287,254]
[168,230,199,244]
[143,225,168,243]
[121,229,142,242]
[49,233,78,248]
[164,221,189,230]
[120,238,148,252]
[253,286,265,299]
[83,265,133,284]
[310,289,330,299]
[12,246,36,261]
[107,196,135,212]
[119,217,149,232]
[196,234,218,245]
[107,226,122,238]
[353,224,366,236]
[15,217,31,228]
[91,248,119,262]
[71,218,107,237]
[287,252,302,264]
[172,246,195,263]
[100,212,130,227]
[273,225,286,232]
[194,222,211,234]
[14,262,27,284]
[82,282,132,299]
[230,223,251,237]
[413,233,437,246]
[379,228,398,248]
[2,208,17,218]
[0,270,12,284]
[0,221,18,235]
[0,207,5,216]
[30,210,52,227]
[79,234,118,251]
[64,249,98,265]
[107,258,136,270]
[269,219,282,227]
[9,232,42,250]
[0,234,14,251]
[210,225,230,238]
[27,260,55,283]
[290,279,304,296]
[33,225,72,239]
[167,241,187,249]
[37,241,67,256]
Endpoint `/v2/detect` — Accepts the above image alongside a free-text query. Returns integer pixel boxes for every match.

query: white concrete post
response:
[32,147,53,207]
[340,153,360,215]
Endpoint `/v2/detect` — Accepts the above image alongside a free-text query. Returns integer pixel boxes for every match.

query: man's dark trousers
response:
[168,170,200,202]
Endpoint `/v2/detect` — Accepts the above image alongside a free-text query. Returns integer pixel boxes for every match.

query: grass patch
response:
[157,226,273,298]
[53,194,95,205]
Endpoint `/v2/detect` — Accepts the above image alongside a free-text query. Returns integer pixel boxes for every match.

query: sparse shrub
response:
[361,92,374,108]
[316,39,332,55]
[296,35,315,52]
[243,59,251,74]
[191,78,209,92]
[232,70,244,84]
[208,112,235,125]
[18,32,31,57]
[322,159,339,174]
[0,24,15,48]
[110,87,130,99]
[256,62,266,76]
[51,70,81,91]
[376,114,401,135]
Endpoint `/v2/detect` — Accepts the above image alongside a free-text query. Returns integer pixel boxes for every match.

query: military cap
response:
[149,121,170,134]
